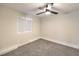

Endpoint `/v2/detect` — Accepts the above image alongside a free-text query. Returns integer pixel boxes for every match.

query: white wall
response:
[0,5,40,52]
[0,4,79,55]
[40,11,79,49]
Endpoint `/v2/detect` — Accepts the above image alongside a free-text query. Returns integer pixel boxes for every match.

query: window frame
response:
[17,16,32,33]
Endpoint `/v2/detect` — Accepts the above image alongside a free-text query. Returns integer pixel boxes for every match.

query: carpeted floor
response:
[2,39,79,56]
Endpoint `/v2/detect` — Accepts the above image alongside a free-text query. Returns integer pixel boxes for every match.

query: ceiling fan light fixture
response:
[36,3,58,15]
[47,4,51,9]
[45,11,51,15]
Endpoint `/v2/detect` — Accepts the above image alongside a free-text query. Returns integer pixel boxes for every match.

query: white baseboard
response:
[41,37,79,49]
[0,37,40,55]
[0,36,79,56]
[18,37,41,48]
[0,45,18,56]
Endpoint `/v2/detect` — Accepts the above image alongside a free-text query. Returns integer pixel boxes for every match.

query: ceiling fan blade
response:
[47,9,58,14]
[36,11,46,15]
[51,11,58,14]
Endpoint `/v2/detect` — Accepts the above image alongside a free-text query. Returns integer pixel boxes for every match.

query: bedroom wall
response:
[0,5,40,52]
[40,11,79,49]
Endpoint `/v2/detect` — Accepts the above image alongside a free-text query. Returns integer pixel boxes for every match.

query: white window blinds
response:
[17,16,32,33]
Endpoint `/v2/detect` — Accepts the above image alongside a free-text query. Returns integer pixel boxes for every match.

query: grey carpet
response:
[2,39,79,56]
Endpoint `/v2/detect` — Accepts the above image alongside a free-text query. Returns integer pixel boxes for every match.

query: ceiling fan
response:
[36,3,58,15]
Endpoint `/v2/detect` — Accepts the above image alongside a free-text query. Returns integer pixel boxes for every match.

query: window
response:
[17,16,32,33]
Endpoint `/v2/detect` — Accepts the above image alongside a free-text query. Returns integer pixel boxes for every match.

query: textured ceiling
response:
[0,3,79,18]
